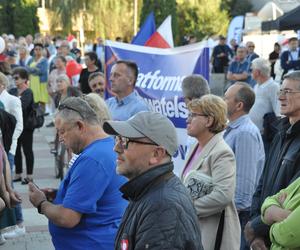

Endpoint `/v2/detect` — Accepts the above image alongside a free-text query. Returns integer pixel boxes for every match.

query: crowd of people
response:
[0,31,300,250]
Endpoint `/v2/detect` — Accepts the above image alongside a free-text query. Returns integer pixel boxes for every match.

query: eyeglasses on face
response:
[58,104,84,118]
[13,76,20,81]
[277,89,300,96]
[115,136,157,150]
[187,112,208,119]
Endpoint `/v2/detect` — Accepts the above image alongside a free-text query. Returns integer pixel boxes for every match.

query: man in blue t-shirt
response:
[28,97,127,250]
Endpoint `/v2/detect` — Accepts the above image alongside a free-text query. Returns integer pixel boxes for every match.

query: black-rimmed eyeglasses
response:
[115,136,158,150]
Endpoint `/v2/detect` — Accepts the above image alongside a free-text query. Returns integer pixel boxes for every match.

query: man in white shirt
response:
[0,72,25,238]
[0,72,23,158]
[249,58,280,154]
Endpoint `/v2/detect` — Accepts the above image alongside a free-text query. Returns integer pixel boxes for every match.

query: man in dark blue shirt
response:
[212,35,234,73]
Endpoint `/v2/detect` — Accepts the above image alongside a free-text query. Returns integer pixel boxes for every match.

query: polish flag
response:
[145,15,174,48]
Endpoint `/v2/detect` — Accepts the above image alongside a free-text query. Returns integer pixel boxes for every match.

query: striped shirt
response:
[224,115,265,210]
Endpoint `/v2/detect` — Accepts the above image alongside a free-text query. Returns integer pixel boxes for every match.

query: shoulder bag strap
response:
[214,209,225,250]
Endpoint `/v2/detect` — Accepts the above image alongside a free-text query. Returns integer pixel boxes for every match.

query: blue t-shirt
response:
[49,137,127,250]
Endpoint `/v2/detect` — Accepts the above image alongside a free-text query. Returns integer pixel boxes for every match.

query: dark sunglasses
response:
[58,104,84,118]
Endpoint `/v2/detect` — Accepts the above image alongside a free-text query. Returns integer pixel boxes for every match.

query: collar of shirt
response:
[227,114,249,130]
[236,58,247,65]
[115,91,137,106]
[257,78,274,89]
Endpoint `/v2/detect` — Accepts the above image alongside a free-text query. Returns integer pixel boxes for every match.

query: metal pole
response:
[134,0,138,35]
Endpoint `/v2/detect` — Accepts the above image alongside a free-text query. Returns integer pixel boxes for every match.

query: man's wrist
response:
[37,199,47,214]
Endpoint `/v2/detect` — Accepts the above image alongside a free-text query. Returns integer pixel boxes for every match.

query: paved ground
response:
[2,116,59,250]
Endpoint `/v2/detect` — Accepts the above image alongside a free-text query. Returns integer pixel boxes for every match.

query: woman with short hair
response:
[181,94,240,250]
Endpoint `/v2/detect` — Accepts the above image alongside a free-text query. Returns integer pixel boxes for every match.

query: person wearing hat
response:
[28,96,127,250]
[103,111,203,250]
[211,35,234,73]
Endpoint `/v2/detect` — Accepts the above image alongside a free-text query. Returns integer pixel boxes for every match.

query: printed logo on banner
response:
[104,41,209,175]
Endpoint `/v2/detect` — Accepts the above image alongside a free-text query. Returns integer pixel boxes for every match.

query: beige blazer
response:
[181,132,241,250]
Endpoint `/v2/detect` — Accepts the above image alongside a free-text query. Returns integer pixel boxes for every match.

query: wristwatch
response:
[37,199,47,214]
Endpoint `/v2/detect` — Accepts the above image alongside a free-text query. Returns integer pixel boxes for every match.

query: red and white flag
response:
[145,15,174,48]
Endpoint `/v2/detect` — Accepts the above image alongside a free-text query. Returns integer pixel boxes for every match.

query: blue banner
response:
[104,41,209,174]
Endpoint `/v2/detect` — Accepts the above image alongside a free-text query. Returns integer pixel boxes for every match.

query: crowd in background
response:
[0,31,300,250]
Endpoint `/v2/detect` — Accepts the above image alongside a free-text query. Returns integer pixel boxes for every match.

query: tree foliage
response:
[48,0,139,41]
[47,0,232,45]
[177,0,229,43]
[0,0,39,36]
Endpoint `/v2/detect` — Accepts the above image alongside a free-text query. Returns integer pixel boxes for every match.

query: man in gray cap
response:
[103,111,203,250]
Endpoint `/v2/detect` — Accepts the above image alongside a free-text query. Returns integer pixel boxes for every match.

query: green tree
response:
[177,0,229,43]
[49,0,136,42]
[140,0,179,44]
[0,0,39,36]
[49,0,90,36]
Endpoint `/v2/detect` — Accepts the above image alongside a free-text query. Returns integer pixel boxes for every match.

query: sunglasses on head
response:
[58,104,84,119]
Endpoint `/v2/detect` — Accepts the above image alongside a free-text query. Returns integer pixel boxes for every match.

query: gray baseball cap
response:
[103,111,178,156]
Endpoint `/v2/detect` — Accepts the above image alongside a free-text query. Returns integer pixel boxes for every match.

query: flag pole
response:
[134,0,138,35]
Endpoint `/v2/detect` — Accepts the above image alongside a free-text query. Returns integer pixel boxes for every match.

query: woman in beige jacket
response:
[181,95,240,250]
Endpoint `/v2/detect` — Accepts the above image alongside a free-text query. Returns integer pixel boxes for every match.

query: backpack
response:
[25,103,45,129]
[0,109,16,154]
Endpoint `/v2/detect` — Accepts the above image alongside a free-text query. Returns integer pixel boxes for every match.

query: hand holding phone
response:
[41,188,57,202]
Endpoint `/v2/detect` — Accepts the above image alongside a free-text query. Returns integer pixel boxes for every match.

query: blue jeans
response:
[7,153,24,224]
[239,210,250,250]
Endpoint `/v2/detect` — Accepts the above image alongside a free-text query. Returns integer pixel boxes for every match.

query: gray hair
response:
[0,72,8,88]
[57,97,98,125]
[251,58,270,77]
[283,71,300,89]
[234,82,255,113]
[181,74,210,99]
[83,93,111,126]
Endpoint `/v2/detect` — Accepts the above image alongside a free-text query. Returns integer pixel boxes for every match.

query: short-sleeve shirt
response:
[106,90,149,121]
[49,137,127,250]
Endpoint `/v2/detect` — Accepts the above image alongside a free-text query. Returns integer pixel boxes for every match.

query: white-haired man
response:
[249,58,280,153]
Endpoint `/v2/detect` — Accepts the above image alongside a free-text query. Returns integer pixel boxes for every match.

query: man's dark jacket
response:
[115,162,203,250]
[280,49,300,77]
[250,118,300,243]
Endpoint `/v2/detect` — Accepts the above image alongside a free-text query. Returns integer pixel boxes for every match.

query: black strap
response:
[214,210,225,250]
